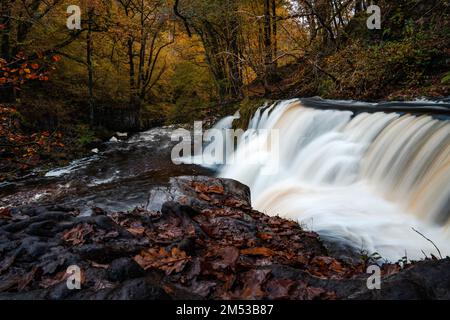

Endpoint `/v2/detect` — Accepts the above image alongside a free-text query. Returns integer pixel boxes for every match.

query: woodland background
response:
[0,0,449,178]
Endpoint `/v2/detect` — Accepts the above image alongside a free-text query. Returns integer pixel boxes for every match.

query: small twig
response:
[421,249,428,259]
[412,227,443,259]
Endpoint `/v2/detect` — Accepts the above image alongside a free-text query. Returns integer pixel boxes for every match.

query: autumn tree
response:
[116,0,174,117]
[0,0,85,102]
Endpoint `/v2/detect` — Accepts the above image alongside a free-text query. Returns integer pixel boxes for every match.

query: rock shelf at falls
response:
[1,176,450,300]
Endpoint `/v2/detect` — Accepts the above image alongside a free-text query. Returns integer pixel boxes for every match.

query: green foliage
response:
[166,62,216,124]
[320,26,449,100]
[141,104,171,127]
[441,72,450,85]
[76,124,96,147]
[232,98,266,130]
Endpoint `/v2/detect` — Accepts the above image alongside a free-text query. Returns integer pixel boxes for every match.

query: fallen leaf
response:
[192,182,224,194]
[257,232,273,241]
[62,223,94,246]
[240,247,275,257]
[207,185,224,194]
[198,193,212,201]
[311,256,346,275]
[382,264,401,276]
[224,198,249,208]
[127,226,145,237]
[134,247,190,275]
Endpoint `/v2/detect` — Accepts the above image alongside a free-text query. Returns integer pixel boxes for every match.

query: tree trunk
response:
[127,37,141,129]
[87,7,95,125]
[128,38,136,105]
[0,1,15,103]
[263,0,272,66]
[15,0,42,56]
[0,0,11,60]
[228,2,243,99]
[272,0,277,67]
[263,0,274,89]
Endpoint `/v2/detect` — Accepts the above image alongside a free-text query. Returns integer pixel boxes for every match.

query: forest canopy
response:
[0,0,448,140]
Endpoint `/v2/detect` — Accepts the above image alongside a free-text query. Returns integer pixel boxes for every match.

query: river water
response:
[0,126,212,215]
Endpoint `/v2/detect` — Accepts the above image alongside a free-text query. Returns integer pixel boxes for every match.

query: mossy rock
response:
[232,98,268,130]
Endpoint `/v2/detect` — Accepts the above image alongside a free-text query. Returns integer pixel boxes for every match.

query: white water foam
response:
[219,100,450,261]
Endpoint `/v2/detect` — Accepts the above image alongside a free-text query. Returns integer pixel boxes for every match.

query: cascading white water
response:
[219,99,450,261]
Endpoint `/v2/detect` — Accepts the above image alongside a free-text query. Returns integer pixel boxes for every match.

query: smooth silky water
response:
[218,99,450,261]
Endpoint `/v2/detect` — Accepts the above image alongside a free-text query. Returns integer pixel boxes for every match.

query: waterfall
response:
[218,99,450,261]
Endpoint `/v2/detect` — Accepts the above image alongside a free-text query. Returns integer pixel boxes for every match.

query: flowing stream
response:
[218,98,450,261]
[0,126,212,215]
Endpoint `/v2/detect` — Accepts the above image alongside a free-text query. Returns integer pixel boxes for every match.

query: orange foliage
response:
[0,53,60,89]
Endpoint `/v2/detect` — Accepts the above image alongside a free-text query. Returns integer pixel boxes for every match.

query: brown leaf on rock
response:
[134,247,190,275]
[155,225,185,240]
[127,226,145,237]
[241,247,275,257]
[62,223,94,246]
[311,256,346,276]
[257,232,273,241]
[198,193,212,201]
[192,182,210,194]
[192,182,224,195]
[382,264,401,276]
[224,197,249,208]
[207,185,224,194]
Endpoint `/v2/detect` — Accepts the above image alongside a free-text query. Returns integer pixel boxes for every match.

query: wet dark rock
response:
[15,238,51,261]
[0,175,448,300]
[99,277,171,300]
[74,242,146,264]
[26,220,59,237]
[107,258,145,282]
[349,258,450,300]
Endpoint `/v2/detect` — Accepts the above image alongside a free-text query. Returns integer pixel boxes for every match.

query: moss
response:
[76,124,96,147]
[232,98,268,130]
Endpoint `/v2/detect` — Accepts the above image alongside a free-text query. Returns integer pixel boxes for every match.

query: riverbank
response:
[1,175,448,300]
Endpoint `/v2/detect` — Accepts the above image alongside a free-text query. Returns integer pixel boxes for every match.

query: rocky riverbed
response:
[0,175,449,300]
